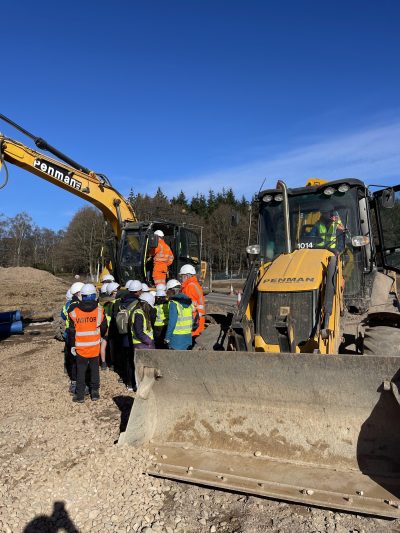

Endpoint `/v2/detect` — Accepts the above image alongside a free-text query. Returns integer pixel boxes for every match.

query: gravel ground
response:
[1,336,399,532]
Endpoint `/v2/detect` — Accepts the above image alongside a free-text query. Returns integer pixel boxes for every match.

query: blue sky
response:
[1,0,400,230]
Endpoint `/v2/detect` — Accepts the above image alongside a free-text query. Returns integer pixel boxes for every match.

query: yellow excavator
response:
[0,114,205,284]
[122,177,400,518]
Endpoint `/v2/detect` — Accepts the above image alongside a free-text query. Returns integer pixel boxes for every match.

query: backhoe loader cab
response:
[230,178,400,353]
[114,220,202,286]
[258,179,371,308]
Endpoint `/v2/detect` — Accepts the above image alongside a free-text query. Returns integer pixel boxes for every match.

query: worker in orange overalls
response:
[149,230,174,286]
[179,264,205,339]
[68,283,108,403]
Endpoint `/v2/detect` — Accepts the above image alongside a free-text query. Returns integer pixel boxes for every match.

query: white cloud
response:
[137,120,400,198]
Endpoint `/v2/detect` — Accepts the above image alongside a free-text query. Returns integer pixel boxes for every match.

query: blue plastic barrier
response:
[0,320,23,335]
[0,310,21,324]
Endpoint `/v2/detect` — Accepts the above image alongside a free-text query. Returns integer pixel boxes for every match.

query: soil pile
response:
[0,267,69,319]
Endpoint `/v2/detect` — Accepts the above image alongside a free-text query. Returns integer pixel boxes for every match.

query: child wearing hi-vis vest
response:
[165,280,193,350]
[68,283,108,403]
[153,286,169,348]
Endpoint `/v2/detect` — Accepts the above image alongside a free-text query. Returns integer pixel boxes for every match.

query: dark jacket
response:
[114,293,139,347]
[131,302,155,349]
[67,300,108,348]
[63,295,79,320]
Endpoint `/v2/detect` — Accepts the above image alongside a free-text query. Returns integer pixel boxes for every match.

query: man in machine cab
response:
[148,230,174,286]
[309,209,345,252]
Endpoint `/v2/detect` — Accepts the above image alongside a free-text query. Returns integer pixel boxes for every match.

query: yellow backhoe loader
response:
[0,114,205,284]
[121,177,400,518]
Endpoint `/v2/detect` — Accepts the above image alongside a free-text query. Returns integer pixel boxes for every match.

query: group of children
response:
[61,264,205,402]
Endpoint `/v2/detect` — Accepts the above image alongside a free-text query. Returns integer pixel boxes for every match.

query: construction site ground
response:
[1,268,399,532]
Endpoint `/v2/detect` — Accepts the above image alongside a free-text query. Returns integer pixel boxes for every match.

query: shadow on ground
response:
[23,501,79,533]
[113,395,134,433]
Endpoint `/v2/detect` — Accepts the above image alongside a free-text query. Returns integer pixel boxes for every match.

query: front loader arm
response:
[0,135,136,237]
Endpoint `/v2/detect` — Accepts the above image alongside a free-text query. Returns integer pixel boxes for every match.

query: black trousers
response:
[154,325,167,348]
[76,355,100,398]
[123,346,136,388]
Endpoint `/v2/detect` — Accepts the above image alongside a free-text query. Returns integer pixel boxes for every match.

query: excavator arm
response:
[0,135,136,237]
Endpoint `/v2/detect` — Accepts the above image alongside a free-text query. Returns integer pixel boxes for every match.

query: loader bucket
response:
[119,350,400,518]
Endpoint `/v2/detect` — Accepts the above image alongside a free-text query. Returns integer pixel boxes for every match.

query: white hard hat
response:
[166,279,181,290]
[106,282,120,295]
[128,280,142,292]
[101,274,114,283]
[70,282,84,295]
[155,283,166,291]
[100,284,108,295]
[124,279,133,289]
[156,288,166,297]
[141,283,150,292]
[81,283,97,296]
[66,289,73,300]
[179,264,196,276]
[139,292,155,307]
[154,229,164,238]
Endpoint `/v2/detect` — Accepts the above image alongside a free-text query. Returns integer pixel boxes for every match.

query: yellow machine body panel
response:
[258,248,332,292]
[254,249,343,354]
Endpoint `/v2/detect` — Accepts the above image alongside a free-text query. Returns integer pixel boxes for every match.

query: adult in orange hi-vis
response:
[68,283,107,404]
[179,264,205,338]
[149,230,174,286]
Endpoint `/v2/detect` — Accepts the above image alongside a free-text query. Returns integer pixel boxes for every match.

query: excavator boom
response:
[0,135,135,237]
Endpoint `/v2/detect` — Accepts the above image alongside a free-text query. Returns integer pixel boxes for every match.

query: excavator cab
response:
[115,221,202,286]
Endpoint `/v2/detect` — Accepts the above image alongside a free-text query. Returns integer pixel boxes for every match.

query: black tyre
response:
[52,310,65,342]
[363,325,400,356]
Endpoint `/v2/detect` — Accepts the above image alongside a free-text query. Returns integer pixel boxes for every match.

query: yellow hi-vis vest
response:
[62,302,70,328]
[315,222,338,249]
[170,300,193,336]
[102,299,115,326]
[131,308,154,344]
[154,302,169,327]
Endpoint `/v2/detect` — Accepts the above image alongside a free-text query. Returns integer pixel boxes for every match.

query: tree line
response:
[0,187,259,277]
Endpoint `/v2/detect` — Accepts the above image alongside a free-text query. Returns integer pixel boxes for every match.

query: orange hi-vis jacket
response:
[181,275,205,336]
[69,306,104,358]
[150,239,174,265]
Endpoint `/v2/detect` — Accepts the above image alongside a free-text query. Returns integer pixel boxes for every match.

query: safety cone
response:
[237,290,242,306]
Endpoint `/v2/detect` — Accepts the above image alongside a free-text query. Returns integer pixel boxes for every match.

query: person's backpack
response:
[115,300,138,334]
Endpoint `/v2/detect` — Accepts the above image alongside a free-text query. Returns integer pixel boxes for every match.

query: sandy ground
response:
[1,328,399,533]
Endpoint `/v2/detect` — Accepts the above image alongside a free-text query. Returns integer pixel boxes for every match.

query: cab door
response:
[373,185,400,273]
[176,227,202,276]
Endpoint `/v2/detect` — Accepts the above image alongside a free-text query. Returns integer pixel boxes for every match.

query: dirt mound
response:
[0,267,69,319]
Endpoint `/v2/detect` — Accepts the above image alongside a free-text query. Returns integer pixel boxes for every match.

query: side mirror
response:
[381,188,395,209]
